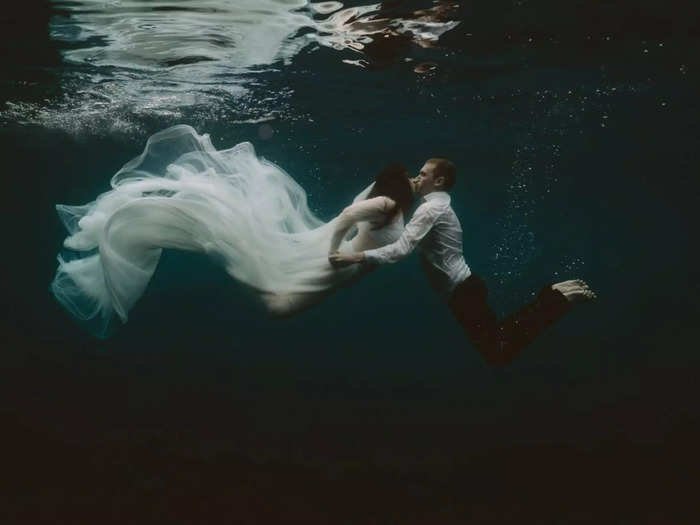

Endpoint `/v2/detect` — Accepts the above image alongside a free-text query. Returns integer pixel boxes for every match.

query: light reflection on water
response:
[1,0,460,134]
[54,0,319,70]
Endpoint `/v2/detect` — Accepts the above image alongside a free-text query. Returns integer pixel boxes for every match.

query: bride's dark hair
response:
[366,163,414,229]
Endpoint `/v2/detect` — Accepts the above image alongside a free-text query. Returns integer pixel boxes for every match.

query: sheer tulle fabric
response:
[51,125,371,336]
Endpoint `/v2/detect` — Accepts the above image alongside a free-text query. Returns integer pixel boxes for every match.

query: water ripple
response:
[52,0,459,70]
[2,0,460,134]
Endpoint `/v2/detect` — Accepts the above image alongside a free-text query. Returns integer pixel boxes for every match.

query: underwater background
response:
[2,1,699,522]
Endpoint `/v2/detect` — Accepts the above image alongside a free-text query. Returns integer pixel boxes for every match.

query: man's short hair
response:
[428,158,456,190]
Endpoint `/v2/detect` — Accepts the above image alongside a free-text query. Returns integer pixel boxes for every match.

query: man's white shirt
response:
[364,191,471,299]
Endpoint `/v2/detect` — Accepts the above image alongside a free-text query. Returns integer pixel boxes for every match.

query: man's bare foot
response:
[551,279,597,303]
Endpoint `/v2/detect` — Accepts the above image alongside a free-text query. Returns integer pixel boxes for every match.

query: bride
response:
[51,125,414,336]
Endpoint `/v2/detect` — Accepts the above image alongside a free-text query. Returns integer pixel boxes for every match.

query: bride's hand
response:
[329,252,365,268]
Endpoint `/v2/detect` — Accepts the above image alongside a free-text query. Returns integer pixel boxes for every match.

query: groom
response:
[329,158,595,366]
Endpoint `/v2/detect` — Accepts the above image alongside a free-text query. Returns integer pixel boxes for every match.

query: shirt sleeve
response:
[328,196,391,254]
[364,201,439,264]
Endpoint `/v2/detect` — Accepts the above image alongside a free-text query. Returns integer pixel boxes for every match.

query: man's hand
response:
[328,252,365,268]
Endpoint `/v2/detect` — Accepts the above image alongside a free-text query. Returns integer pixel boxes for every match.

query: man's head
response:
[410,158,456,196]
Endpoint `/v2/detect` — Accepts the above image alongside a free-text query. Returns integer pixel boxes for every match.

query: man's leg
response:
[448,274,593,366]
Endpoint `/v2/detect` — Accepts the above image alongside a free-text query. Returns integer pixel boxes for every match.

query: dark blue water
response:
[2,1,699,521]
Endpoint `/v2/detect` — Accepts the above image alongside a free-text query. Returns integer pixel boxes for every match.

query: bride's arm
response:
[328,196,394,254]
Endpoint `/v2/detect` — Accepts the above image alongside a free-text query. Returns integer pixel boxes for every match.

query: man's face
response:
[410,161,442,197]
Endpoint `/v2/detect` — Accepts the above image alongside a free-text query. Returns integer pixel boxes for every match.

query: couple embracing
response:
[52,125,593,362]
[325,158,594,366]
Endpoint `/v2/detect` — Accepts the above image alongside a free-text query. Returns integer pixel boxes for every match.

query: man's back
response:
[417,192,471,299]
[363,190,470,301]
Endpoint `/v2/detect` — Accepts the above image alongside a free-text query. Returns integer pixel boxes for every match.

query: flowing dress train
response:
[51,125,404,336]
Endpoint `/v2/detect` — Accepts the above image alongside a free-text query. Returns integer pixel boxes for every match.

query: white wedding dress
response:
[51,125,404,336]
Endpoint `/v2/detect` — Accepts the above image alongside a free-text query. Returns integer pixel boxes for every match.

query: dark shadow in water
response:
[0,2,62,103]
[1,2,60,66]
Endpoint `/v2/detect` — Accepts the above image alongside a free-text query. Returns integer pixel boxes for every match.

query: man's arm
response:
[329,202,438,267]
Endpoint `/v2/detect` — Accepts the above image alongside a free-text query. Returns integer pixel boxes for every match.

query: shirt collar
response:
[423,191,450,205]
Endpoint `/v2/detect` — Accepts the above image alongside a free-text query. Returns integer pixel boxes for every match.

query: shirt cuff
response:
[363,249,382,264]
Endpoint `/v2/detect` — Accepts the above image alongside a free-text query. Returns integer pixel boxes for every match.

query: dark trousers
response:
[448,274,571,366]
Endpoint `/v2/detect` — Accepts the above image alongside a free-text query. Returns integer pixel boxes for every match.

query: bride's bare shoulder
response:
[364,195,396,212]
